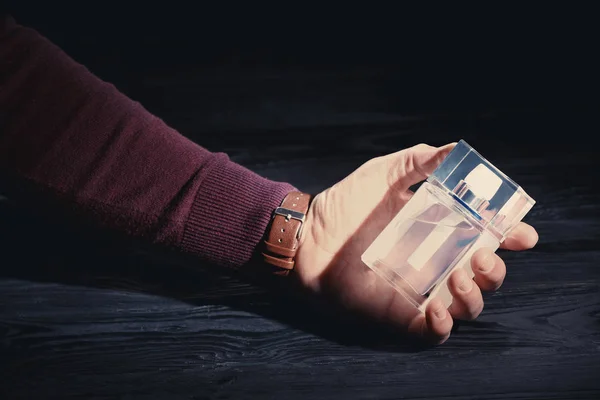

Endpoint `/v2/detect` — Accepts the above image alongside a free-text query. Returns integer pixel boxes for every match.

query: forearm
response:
[0,15,295,269]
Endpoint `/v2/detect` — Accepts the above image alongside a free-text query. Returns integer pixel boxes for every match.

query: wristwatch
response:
[262,191,312,276]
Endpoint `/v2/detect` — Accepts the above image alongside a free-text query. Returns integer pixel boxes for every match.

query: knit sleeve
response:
[0,15,295,269]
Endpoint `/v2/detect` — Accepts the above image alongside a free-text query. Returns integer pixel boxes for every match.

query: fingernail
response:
[457,270,473,292]
[433,302,446,320]
[478,250,495,273]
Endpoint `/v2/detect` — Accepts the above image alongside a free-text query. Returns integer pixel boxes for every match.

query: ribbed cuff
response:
[180,153,296,269]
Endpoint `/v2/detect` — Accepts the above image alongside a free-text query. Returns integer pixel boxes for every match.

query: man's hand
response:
[295,143,538,344]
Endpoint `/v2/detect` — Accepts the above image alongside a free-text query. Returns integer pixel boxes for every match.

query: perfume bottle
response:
[361,140,535,312]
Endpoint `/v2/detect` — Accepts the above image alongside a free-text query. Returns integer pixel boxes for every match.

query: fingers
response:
[407,244,517,341]
[501,222,538,250]
[445,248,507,321]
[401,220,536,343]
[408,299,454,345]
[425,299,454,344]
[471,248,506,291]
[386,143,456,190]
[447,268,484,321]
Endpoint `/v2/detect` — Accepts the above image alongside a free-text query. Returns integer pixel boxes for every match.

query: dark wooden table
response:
[1,65,599,399]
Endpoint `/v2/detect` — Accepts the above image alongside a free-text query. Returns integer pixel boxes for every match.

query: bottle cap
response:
[428,140,535,240]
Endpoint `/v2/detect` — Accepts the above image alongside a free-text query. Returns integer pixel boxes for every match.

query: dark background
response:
[1,2,599,399]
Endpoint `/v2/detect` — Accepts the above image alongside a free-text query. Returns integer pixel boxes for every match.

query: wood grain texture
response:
[1,64,599,399]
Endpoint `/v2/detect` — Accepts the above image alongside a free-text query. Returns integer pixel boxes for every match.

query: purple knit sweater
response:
[0,16,296,269]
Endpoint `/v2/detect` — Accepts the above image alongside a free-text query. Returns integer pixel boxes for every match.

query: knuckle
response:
[411,143,431,151]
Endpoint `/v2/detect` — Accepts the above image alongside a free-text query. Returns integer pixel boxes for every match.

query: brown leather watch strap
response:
[262,191,312,276]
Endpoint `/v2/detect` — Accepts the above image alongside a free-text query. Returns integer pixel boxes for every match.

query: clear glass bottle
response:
[361,140,535,312]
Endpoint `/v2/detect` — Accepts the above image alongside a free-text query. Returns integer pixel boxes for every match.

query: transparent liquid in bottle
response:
[389,203,480,296]
[362,140,535,311]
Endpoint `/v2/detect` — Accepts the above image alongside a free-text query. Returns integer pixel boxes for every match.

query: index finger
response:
[500,222,539,251]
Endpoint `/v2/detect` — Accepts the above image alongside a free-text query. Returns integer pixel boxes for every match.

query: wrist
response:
[294,193,321,290]
[260,191,313,276]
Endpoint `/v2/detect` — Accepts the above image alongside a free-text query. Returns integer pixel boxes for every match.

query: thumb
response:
[387,142,456,190]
